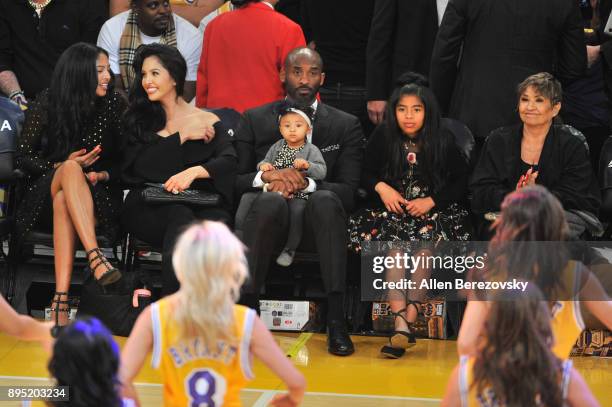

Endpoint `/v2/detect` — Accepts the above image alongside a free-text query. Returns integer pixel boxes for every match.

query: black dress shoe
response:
[327,320,355,356]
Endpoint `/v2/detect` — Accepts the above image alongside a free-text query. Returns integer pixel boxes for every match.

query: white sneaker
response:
[276,249,295,267]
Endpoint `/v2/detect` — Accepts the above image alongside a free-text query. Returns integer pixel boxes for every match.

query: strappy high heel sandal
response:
[50,291,70,338]
[87,247,122,286]
[380,301,419,359]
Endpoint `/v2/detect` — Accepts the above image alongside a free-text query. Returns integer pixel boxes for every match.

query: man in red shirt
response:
[196,0,305,113]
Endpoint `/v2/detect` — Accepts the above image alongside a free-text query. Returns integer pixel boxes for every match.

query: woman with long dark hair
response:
[15,42,126,333]
[348,83,471,357]
[458,186,612,360]
[121,43,237,296]
[48,317,132,406]
[442,288,599,407]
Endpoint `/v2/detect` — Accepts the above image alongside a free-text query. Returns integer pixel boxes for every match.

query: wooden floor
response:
[0,332,610,406]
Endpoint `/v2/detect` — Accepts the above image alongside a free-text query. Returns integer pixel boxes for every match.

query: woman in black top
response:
[348,83,471,358]
[121,44,237,295]
[471,73,602,239]
[15,43,126,332]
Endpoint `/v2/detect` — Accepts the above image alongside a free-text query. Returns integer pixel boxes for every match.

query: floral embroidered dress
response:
[348,141,471,253]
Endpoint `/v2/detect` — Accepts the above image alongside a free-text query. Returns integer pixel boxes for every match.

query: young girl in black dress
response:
[348,84,471,357]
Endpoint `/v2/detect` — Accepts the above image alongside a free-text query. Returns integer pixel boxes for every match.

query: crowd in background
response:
[1,0,612,405]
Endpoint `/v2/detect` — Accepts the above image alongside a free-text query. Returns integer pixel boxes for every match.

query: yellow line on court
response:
[285,332,313,358]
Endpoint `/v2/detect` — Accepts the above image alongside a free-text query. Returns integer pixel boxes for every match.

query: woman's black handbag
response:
[77,271,152,337]
[141,183,221,207]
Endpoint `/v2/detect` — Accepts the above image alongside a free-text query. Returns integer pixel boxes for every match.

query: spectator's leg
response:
[121,194,196,296]
[276,198,308,266]
[239,193,288,310]
[50,191,76,326]
[194,207,233,226]
[304,190,354,355]
[304,190,347,304]
[154,206,231,296]
[284,198,307,250]
[234,192,260,236]
[50,160,104,278]
[160,205,199,296]
[121,192,167,249]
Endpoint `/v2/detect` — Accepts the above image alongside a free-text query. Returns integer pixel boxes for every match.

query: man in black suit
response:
[365,0,439,125]
[430,0,587,142]
[235,47,363,356]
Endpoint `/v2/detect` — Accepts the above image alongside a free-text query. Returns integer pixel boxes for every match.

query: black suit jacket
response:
[235,101,364,211]
[366,0,438,101]
[430,0,587,140]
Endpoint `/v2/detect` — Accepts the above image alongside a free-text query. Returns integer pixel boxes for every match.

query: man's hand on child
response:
[261,168,307,191]
[293,159,309,170]
[266,180,294,198]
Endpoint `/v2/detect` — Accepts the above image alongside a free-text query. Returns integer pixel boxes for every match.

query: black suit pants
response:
[122,190,231,296]
[239,190,348,296]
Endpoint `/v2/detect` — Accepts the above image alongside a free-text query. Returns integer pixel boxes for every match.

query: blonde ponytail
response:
[172,221,248,345]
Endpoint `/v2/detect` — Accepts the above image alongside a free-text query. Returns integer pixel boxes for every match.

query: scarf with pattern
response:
[118,9,178,91]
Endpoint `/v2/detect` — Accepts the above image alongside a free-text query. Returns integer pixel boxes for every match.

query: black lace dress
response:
[348,132,471,253]
[14,90,126,244]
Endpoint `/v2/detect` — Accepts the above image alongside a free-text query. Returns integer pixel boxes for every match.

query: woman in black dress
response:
[121,44,237,296]
[15,43,126,331]
[348,83,471,357]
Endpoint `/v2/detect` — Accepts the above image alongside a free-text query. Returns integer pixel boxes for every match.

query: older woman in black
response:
[121,44,237,295]
[15,43,126,332]
[471,72,602,239]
